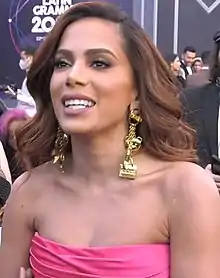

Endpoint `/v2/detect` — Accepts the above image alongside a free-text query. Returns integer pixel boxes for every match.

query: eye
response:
[54,58,71,69]
[90,59,110,69]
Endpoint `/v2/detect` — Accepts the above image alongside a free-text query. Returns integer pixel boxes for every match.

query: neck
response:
[68,123,129,183]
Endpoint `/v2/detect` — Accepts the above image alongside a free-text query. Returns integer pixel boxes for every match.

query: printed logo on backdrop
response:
[172,0,220,53]
[196,0,220,13]
[8,0,73,53]
[156,0,220,55]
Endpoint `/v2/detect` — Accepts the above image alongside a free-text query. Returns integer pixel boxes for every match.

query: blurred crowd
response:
[0,35,219,185]
[164,46,211,89]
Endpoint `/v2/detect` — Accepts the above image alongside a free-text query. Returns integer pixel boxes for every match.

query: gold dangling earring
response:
[53,126,69,172]
[119,109,142,180]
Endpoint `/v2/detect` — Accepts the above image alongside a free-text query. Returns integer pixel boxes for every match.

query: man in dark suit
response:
[182,83,219,168]
[181,31,220,189]
[180,46,196,79]
[186,50,211,88]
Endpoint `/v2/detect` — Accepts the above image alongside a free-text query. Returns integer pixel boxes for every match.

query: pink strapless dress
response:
[30,234,170,278]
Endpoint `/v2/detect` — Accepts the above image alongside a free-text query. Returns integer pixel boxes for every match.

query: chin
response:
[61,123,95,136]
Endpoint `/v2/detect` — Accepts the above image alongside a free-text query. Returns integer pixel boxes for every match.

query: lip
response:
[63,106,93,116]
[61,93,96,105]
[61,93,96,116]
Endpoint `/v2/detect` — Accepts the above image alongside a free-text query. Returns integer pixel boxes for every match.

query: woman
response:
[0,109,28,182]
[164,53,186,88]
[1,2,220,278]
[192,57,203,73]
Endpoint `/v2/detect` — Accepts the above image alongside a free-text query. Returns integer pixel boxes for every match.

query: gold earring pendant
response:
[53,126,69,172]
[119,109,142,180]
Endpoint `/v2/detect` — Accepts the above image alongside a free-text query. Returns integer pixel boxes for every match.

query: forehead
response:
[58,18,124,54]
[185,51,196,57]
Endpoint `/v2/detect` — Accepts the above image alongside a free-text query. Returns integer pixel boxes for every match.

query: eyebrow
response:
[55,48,117,59]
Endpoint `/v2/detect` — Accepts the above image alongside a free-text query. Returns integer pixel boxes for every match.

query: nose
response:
[65,61,89,87]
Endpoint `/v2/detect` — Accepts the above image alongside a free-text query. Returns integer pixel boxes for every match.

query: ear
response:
[170,62,174,69]
[131,89,138,101]
[130,99,140,111]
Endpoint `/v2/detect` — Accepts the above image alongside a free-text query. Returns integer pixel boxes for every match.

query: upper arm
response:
[170,164,220,278]
[0,173,35,278]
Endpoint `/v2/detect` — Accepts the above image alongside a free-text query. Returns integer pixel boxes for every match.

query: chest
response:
[35,180,167,246]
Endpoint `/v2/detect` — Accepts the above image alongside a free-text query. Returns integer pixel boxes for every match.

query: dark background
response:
[157,0,220,55]
[177,0,220,54]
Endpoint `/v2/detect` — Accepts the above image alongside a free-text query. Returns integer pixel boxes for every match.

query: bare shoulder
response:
[163,165,220,278]
[173,161,217,192]
[11,162,55,199]
[164,161,219,205]
[0,165,55,277]
[3,162,56,234]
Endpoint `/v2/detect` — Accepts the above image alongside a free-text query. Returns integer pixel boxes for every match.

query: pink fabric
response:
[30,233,170,278]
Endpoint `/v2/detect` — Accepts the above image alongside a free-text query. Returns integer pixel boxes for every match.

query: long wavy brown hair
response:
[16,1,196,169]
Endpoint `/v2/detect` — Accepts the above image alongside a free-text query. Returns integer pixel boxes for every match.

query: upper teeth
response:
[64,99,94,107]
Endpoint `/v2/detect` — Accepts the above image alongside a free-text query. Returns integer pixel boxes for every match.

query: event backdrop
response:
[0,0,133,86]
[1,0,220,87]
[156,0,220,55]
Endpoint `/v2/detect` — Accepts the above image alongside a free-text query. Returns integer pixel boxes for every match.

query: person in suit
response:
[186,51,211,88]
[181,31,220,189]
[180,46,196,79]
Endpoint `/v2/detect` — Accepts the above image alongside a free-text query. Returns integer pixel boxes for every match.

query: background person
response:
[164,53,185,88]
[0,109,28,182]
[180,46,197,79]
[181,31,220,190]
[17,45,38,117]
[191,57,203,73]
[186,50,211,88]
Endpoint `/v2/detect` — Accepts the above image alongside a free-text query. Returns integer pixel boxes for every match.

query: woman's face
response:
[50,18,135,135]
[171,56,181,73]
[193,60,202,73]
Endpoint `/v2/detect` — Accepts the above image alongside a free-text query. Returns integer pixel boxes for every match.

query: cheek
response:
[50,74,56,94]
[50,74,61,103]
[93,72,135,104]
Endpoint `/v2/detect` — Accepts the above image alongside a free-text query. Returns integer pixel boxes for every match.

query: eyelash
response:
[54,59,70,69]
[53,58,111,70]
[90,59,110,69]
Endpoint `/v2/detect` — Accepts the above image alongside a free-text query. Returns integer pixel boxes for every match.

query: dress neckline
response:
[33,232,169,251]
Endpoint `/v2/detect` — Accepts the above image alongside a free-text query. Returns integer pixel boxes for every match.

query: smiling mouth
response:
[63,99,96,109]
